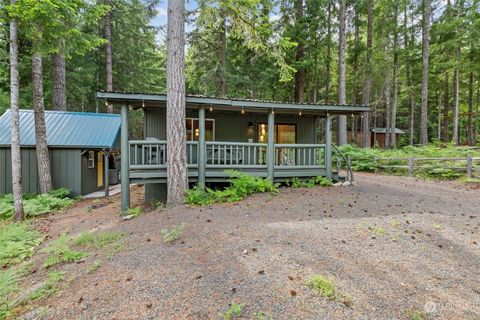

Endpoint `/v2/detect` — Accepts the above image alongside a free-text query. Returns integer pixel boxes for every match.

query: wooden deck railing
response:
[129,140,198,170]
[205,141,268,168]
[129,140,329,171]
[274,144,326,168]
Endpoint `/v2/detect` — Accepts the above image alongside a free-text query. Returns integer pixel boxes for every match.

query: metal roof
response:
[371,128,405,134]
[0,110,121,149]
[96,90,370,115]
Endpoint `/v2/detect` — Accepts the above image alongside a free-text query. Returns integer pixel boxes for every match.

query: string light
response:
[271,108,274,115]
[209,104,213,112]
[241,107,244,114]
[105,100,108,107]
[299,109,302,116]
[142,100,145,108]
[326,111,329,117]
[351,113,354,118]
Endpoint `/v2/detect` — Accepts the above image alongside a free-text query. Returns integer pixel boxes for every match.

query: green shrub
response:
[339,143,480,180]
[0,223,43,268]
[186,170,278,205]
[286,176,333,188]
[0,189,74,220]
[28,271,64,301]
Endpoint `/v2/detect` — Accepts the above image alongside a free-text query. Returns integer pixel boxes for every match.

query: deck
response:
[127,140,348,184]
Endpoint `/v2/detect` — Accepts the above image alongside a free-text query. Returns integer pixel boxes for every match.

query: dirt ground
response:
[19,173,480,320]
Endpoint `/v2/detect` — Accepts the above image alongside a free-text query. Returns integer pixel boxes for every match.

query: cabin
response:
[0,110,121,196]
[371,128,405,148]
[96,91,370,211]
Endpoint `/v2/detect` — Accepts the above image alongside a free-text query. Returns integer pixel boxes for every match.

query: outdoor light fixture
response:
[195,128,199,137]
[351,113,354,118]
[326,111,330,117]
[105,100,108,107]
[299,109,302,116]
[241,107,245,114]
[271,109,275,115]
[209,104,213,112]
[142,100,145,108]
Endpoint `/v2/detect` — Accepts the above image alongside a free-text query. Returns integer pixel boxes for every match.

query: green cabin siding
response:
[143,107,317,143]
[0,148,104,196]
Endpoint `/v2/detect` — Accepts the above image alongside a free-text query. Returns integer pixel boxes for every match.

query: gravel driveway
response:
[28,173,479,320]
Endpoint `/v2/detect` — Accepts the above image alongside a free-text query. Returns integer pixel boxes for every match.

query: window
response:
[186,118,215,141]
[257,124,296,144]
[88,151,95,169]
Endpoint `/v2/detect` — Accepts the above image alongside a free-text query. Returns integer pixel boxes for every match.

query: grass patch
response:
[0,268,21,319]
[370,226,388,236]
[408,309,426,320]
[41,235,88,268]
[0,222,43,268]
[127,206,143,217]
[86,260,101,274]
[305,275,336,299]
[161,223,186,243]
[186,170,278,206]
[223,302,244,320]
[28,271,64,301]
[0,188,74,220]
[72,231,123,249]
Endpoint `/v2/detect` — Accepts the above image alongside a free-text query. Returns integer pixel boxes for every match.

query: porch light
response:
[271,109,274,115]
[351,113,354,118]
[299,109,302,116]
[241,107,244,114]
[142,100,145,108]
[326,111,329,117]
[105,100,108,107]
[209,104,213,112]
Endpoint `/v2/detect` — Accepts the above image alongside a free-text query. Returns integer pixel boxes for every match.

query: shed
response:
[371,128,405,147]
[0,110,121,196]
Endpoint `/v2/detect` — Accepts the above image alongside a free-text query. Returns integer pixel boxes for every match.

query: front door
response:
[257,124,296,165]
[97,153,104,188]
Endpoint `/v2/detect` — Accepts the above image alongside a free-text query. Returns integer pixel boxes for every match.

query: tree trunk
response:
[105,0,113,113]
[324,0,332,104]
[419,0,431,145]
[361,0,374,148]
[219,1,227,97]
[404,2,414,146]
[390,2,399,147]
[51,49,67,111]
[475,85,479,144]
[467,71,473,145]
[385,56,391,149]
[166,0,187,205]
[294,0,305,103]
[32,53,53,194]
[9,0,24,221]
[337,0,347,145]
[443,73,449,141]
[453,51,460,145]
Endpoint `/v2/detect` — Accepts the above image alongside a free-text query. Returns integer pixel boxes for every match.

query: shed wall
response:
[0,148,82,195]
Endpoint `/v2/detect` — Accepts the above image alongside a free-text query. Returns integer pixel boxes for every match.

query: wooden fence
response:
[371,155,480,178]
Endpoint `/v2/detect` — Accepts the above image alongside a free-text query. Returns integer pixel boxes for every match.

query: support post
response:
[466,155,472,178]
[198,107,206,186]
[120,104,130,214]
[104,150,109,197]
[408,157,414,177]
[267,111,275,181]
[325,115,332,180]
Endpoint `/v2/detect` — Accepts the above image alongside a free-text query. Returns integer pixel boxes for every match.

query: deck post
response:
[120,104,130,214]
[198,107,206,186]
[267,110,275,181]
[325,115,332,180]
[104,150,109,197]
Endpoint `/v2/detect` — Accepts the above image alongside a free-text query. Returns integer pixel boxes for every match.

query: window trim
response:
[87,151,95,169]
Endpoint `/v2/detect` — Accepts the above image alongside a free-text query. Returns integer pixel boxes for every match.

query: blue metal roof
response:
[0,110,121,149]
